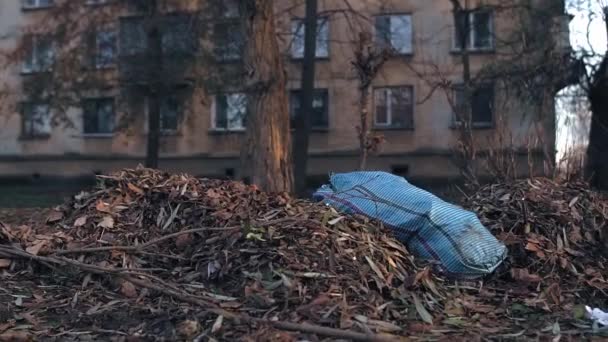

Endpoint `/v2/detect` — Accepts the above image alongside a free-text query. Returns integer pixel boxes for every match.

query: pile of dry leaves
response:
[0,169,607,341]
[0,168,450,341]
[466,178,608,308]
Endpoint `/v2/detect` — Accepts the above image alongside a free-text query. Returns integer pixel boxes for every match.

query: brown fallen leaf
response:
[128,183,145,195]
[0,323,13,334]
[0,259,11,269]
[98,216,114,229]
[45,210,63,224]
[25,240,46,256]
[95,200,112,213]
[177,320,200,338]
[0,330,33,342]
[120,281,137,298]
[74,215,88,227]
[511,268,542,283]
[175,233,193,248]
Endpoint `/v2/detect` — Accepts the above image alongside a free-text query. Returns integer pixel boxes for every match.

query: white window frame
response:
[373,86,414,128]
[452,10,494,51]
[290,17,330,59]
[22,0,54,10]
[373,14,413,55]
[211,93,247,132]
[22,35,54,74]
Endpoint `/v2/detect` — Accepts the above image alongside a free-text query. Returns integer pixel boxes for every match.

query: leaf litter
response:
[0,168,605,340]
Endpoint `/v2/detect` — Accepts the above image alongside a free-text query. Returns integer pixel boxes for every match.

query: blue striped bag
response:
[313,171,507,279]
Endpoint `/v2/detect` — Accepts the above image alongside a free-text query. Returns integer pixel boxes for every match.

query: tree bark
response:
[241,0,294,193]
[293,0,318,196]
[451,0,476,182]
[144,3,162,169]
[586,7,608,189]
[358,86,370,170]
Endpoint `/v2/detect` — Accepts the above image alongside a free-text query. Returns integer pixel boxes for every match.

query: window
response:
[119,15,196,57]
[86,0,109,5]
[22,103,51,137]
[290,89,329,129]
[291,18,329,59]
[373,87,414,128]
[218,0,239,18]
[160,96,180,132]
[22,0,53,10]
[119,17,146,56]
[213,21,244,61]
[453,83,494,127]
[22,35,54,73]
[213,93,247,131]
[453,10,494,51]
[83,98,114,134]
[374,15,412,54]
[162,15,197,55]
[94,30,117,68]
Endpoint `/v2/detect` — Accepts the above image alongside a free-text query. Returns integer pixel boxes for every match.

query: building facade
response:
[0,0,571,181]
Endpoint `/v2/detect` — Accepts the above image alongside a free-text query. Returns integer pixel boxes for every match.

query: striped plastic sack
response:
[313,171,507,279]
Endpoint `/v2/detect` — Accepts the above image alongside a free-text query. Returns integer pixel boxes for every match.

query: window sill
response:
[142,131,181,136]
[290,128,329,133]
[86,1,110,6]
[389,52,414,58]
[78,133,115,139]
[92,64,117,71]
[450,48,495,55]
[290,56,330,62]
[450,123,494,130]
[372,126,414,131]
[214,57,244,64]
[21,6,55,12]
[20,70,52,76]
[19,134,50,141]
[208,128,245,135]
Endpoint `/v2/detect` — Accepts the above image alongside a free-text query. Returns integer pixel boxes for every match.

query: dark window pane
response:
[374,88,388,125]
[375,16,391,49]
[83,99,114,134]
[473,12,492,49]
[391,87,413,128]
[454,11,468,49]
[162,15,196,55]
[290,89,328,128]
[215,94,228,129]
[23,103,51,136]
[160,96,179,131]
[96,30,117,68]
[472,85,493,124]
[120,17,146,55]
[214,21,244,60]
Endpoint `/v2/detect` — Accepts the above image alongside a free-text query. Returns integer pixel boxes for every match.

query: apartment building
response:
[0,0,571,181]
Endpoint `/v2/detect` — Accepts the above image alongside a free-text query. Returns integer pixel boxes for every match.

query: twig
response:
[52,226,240,255]
[0,245,398,342]
[52,217,300,256]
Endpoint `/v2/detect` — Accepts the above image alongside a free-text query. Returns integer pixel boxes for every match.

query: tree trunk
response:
[144,8,162,169]
[451,0,476,182]
[358,85,370,170]
[241,0,294,193]
[587,7,608,189]
[293,0,318,196]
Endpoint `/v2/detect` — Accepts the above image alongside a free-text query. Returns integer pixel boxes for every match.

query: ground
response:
[1,173,608,341]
